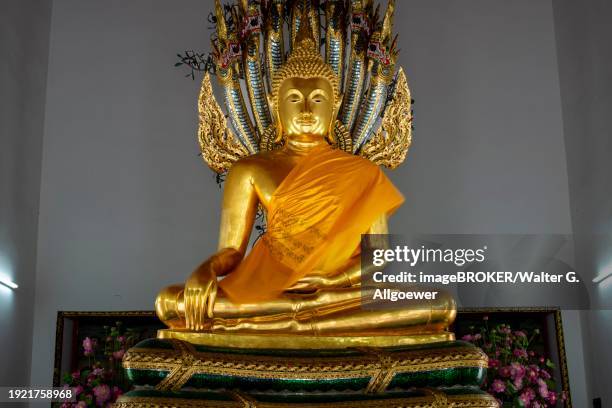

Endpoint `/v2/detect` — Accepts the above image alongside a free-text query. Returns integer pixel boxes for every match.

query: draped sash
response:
[219,145,404,303]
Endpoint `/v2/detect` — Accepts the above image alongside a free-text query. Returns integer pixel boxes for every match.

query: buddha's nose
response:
[303,99,313,114]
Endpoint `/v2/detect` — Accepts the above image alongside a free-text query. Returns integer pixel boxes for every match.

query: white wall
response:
[553,0,612,406]
[0,0,51,388]
[388,0,572,235]
[30,0,221,387]
[30,0,583,402]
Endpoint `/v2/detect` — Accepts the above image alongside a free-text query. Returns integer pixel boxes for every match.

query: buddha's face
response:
[277,77,335,139]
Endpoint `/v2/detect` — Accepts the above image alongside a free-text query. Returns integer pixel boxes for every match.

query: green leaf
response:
[174,62,183,67]
[545,359,555,368]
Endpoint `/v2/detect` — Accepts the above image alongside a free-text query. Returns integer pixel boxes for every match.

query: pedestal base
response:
[123,337,488,393]
[115,388,499,407]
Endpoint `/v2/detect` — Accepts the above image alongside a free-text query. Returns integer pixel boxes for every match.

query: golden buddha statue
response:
[116,2,498,406]
[154,0,456,345]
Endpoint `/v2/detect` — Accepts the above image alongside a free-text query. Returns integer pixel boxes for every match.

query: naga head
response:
[269,10,341,143]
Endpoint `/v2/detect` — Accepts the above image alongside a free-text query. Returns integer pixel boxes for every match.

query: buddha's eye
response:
[311,93,327,103]
[286,93,302,103]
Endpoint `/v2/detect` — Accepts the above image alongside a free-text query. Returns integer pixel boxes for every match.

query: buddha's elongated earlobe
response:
[274,121,283,143]
[326,123,336,144]
[268,93,283,142]
[327,93,343,143]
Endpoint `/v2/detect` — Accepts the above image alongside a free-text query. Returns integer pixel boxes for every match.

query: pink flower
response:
[71,371,81,380]
[547,391,557,404]
[117,336,126,343]
[488,359,500,368]
[82,337,96,355]
[112,349,125,360]
[473,333,482,340]
[77,402,87,408]
[491,379,506,393]
[461,334,474,342]
[498,366,512,378]
[519,388,535,405]
[72,385,84,396]
[93,384,111,405]
[514,330,527,338]
[526,366,538,383]
[483,315,489,320]
[537,378,549,398]
[92,367,104,376]
[532,401,543,408]
[510,362,526,379]
[513,376,524,391]
[513,348,528,359]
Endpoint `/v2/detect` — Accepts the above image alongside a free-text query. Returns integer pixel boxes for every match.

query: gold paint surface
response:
[157,329,454,349]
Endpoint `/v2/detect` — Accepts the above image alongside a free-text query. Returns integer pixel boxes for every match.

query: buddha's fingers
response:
[207,282,217,319]
[194,288,203,331]
[189,289,197,330]
[185,289,192,329]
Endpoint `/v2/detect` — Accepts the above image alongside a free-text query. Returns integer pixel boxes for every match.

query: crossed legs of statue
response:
[156,284,456,334]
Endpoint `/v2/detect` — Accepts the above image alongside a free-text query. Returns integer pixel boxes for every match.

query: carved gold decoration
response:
[360,67,413,169]
[123,338,487,393]
[198,72,249,173]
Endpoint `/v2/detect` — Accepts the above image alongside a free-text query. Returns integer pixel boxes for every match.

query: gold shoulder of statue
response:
[359,67,413,169]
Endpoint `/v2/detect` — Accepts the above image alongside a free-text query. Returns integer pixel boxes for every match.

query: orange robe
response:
[219,144,404,303]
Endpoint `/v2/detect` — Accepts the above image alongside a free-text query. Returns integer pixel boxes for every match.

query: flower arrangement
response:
[462,316,568,407]
[60,322,139,407]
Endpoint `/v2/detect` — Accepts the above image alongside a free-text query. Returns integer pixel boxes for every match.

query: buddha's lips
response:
[296,117,316,126]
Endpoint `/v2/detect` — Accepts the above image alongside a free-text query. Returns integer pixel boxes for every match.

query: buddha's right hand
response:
[184,248,242,330]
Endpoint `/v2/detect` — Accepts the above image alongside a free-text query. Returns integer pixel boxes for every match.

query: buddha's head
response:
[269,14,341,142]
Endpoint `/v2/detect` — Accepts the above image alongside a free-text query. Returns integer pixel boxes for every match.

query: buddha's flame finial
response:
[292,4,317,56]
